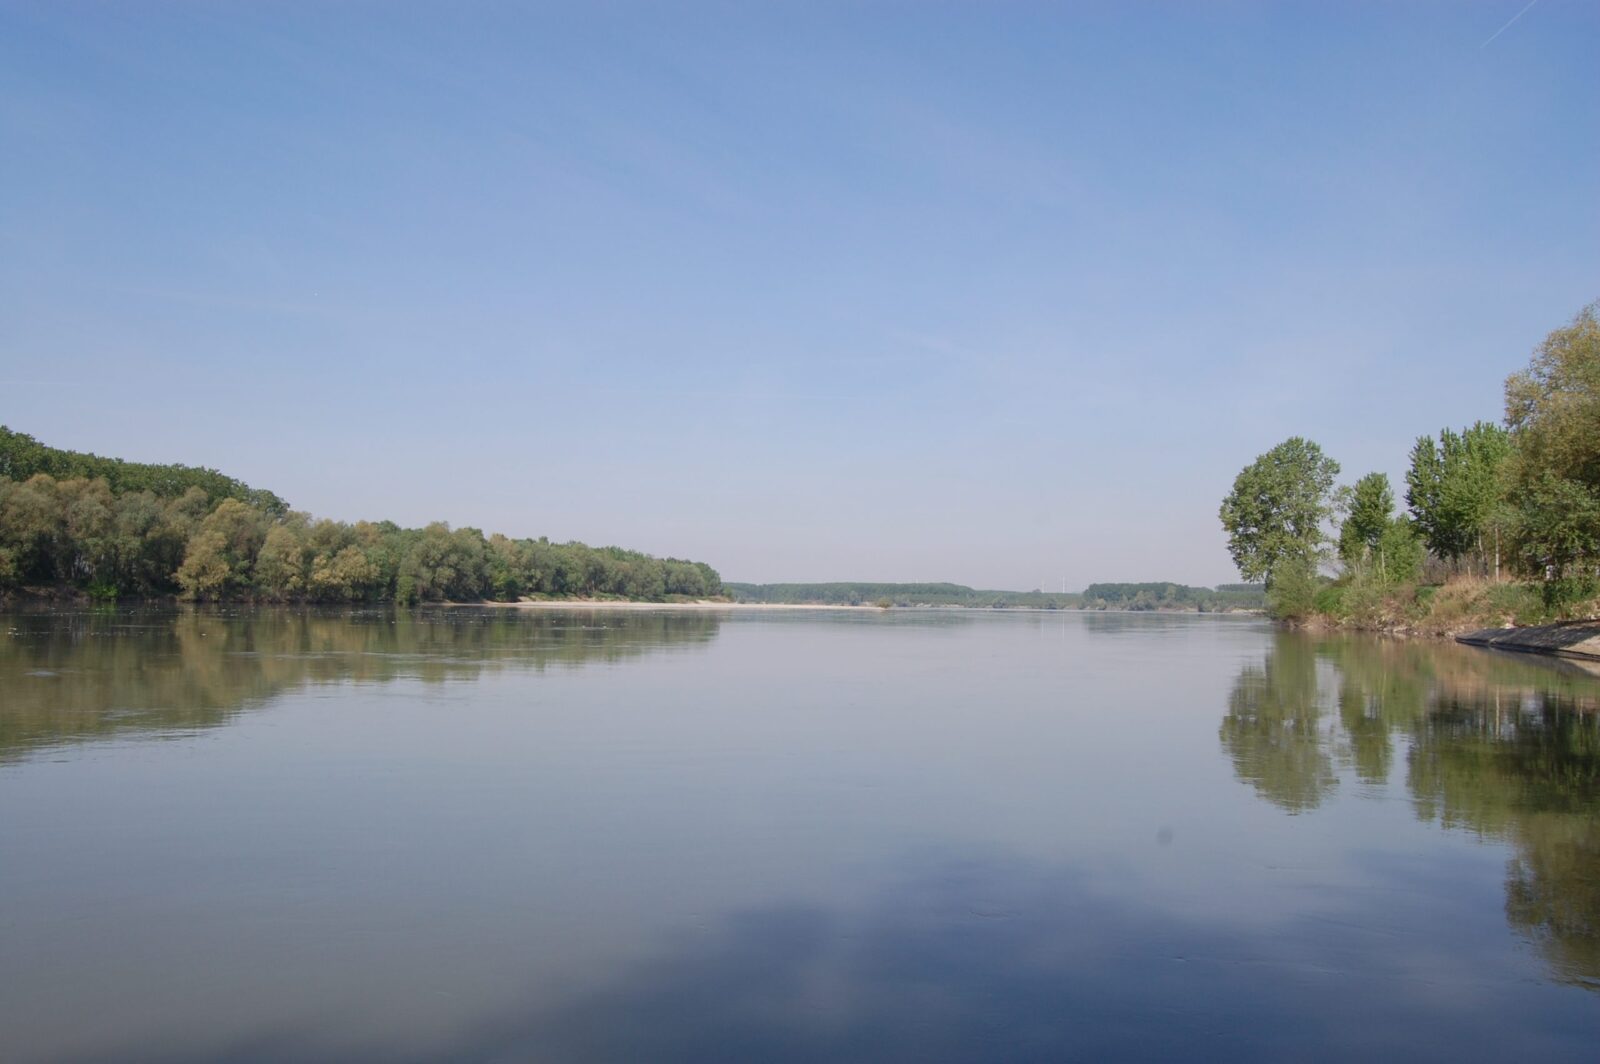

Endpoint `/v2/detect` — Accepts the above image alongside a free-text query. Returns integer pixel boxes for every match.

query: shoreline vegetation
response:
[725,581,1265,612]
[1220,301,1600,641]
[0,426,722,606]
[468,580,1269,612]
[0,427,1270,614]
[0,427,1266,615]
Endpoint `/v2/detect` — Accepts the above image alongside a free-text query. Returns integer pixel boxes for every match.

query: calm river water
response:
[2,606,1597,1061]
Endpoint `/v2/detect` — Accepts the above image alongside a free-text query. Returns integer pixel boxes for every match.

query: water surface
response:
[2,606,1597,1061]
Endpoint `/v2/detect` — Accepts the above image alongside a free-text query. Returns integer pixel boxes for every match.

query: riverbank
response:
[1456,621,1600,661]
[1280,575,1600,640]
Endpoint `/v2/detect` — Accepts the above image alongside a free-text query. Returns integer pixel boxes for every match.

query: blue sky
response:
[2,1,1596,588]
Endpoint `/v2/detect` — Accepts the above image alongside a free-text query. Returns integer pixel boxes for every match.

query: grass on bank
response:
[1269,566,1600,635]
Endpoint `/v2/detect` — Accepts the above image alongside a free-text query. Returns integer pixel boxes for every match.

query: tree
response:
[1510,471,1600,584]
[1338,472,1395,568]
[255,524,308,599]
[175,530,231,598]
[1219,437,1340,585]
[1,431,720,603]
[1505,301,1600,581]
[1405,422,1513,575]
[308,545,379,601]
[1265,555,1320,621]
[1376,517,1424,584]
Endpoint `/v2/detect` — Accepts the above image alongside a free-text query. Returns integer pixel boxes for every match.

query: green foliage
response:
[0,434,722,604]
[1509,471,1600,580]
[1506,302,1600,490]
[1405,422,1513,570]
[725,582,1081,608]
[1337,568,1396,627]
[1219,437,1340,585]
[1312,585,1345,618]
[1079,582,1266,612]
[0,425,286,515]
[1541,575,1599,614]
[1504,304,1600,582]
[724,581,1266,611]
[1229,300,1600,629]
[1481,581,1550,627]
[1337,472,1394,567]
[175,529,232,599]
[1264,556,1319,621]
[1375,517,1424,584]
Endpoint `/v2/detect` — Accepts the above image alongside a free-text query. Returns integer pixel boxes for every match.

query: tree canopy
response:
[1405,421,1512,573]
[1223,299,1600,622]
[0,429,721,603]
[1219,437,1340,585]
[0,425,285,515]
[1504,302,1600,580]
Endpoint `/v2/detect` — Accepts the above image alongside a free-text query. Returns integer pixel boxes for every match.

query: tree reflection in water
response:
[1222,631,1600,989]
[0,605,721,762]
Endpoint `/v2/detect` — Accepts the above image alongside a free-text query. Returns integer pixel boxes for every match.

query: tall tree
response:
[1405,422,1512,575]
[1219,437,1340,585]
[1505,301,1600,580]
[1338,472,1395,567]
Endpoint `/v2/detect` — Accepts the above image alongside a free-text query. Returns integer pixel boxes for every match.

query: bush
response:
[1483,581,1549,626]
[1312,585,1345,617]
[1266,557,1320,621]
[1541,575,1599,616]
[1341,574,1393,626]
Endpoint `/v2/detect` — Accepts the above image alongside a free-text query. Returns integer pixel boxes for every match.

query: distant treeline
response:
[725,582,1080,608]
[726,581,1264,611]
[1079,582,1266,612]
[0,427,721,603]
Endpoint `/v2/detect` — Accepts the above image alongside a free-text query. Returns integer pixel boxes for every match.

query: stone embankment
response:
[1457,621,1600,661]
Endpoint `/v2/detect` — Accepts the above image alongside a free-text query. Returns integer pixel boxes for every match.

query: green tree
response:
[1406,422,1513,575]
[1338,472,1395,568]
[1220,437,1340,585]
[1505,301,1600,582]
[1265,555,1320,621]
[255,524,308,599]
[1,430,721,603]
[175,530,232,598]
[1375,516,1424,584]
[308,545,379,601]
[1511,472,1600,589]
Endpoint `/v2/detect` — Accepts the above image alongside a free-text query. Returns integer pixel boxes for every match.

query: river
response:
[2,606,1596,1061]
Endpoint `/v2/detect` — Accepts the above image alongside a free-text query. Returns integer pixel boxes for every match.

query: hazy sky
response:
[3,2,1596,589]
